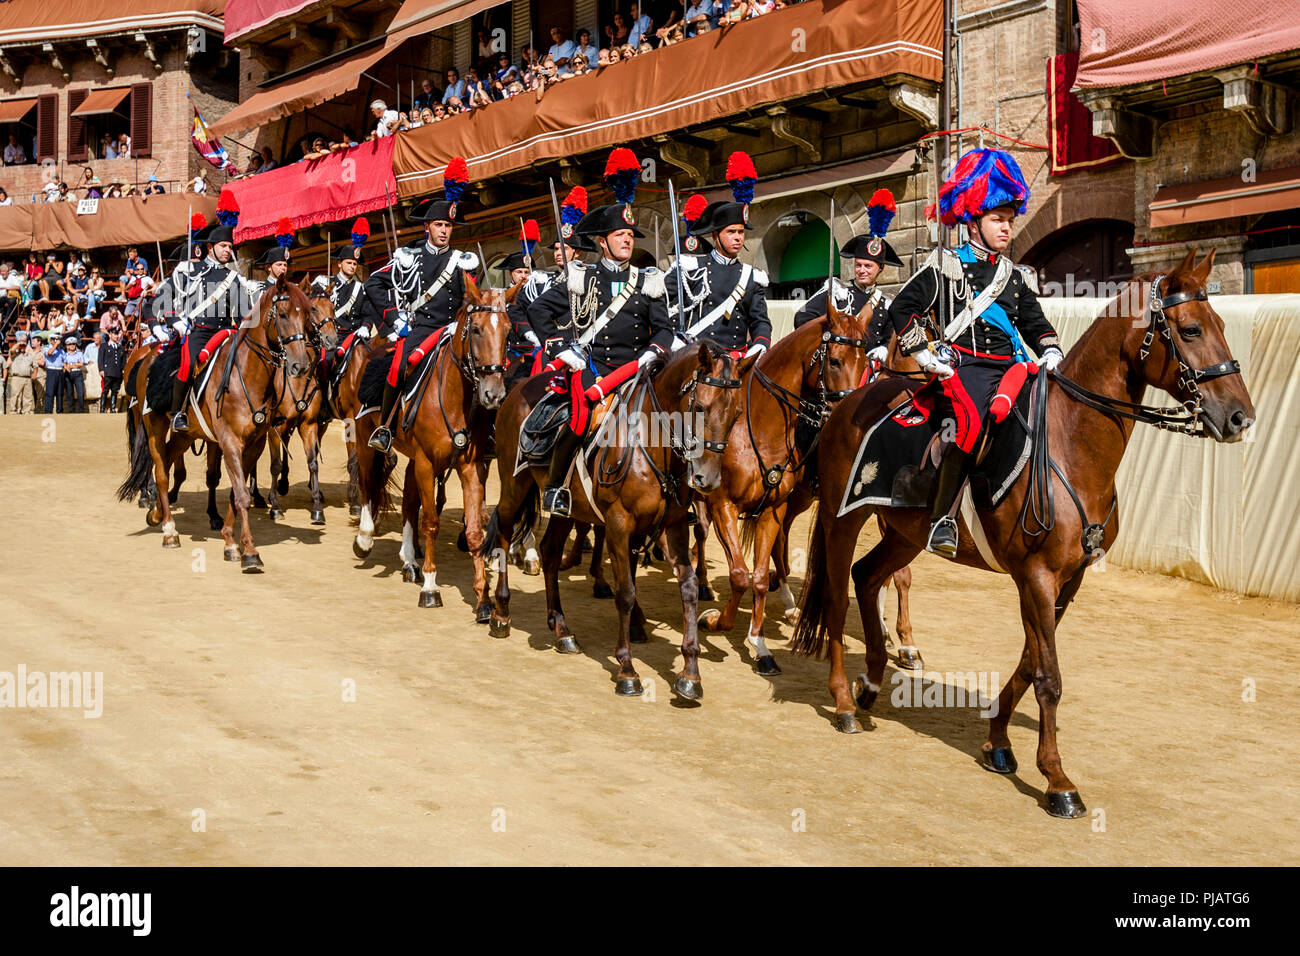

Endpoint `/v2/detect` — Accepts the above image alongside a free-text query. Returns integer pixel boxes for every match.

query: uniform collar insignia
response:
[710,250,737,266]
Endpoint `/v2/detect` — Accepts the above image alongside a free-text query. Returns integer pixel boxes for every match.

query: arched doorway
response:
[1022,218,1134,294]
[764,212,838,299]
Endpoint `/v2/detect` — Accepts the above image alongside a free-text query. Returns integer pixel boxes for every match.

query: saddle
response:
[516,372,626,469]
[357,333,449,415]
[837,365,1038,518]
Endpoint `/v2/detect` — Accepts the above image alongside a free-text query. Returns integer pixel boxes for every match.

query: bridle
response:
[434,298,510,451]
[221,289,310,427]
[1052,274,1241,437]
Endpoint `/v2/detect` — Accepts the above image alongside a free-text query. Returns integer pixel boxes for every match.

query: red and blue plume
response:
[189,212,207,240]
[275,217,294,247]
[928,147,1030,226]
[520,218,540,257]
[603,148,640,205]
[215,188,240,227]
[561,186,587,227]
[682,194,708,227]
[350,217,370,248]
[443,156,469,204]
[725,151,757,205]
[866,189,896,238]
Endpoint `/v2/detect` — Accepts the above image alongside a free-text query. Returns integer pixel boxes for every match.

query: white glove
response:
[151,324,170,342]
[867,345,888,364]
[670,334,689,353]
[523,330,541,348]
[1039,347,1064,372]
[354,325,372,340]
[638,349,660,369]
[171,319,188,335]
[744,342,767,359]
[914,349,954,380]
[386,331,399,342]
[556,348,585,371]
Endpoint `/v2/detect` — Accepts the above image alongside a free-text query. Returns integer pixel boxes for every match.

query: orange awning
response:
[0,97,37,124]
[208,41,394,137]
[71,87,132,117]
[1149,167,1300,227]
[386,0,510,40]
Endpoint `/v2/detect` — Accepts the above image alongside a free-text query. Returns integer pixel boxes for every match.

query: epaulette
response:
[751,267,769,288]
[641,267,665,299]
[566,260,588,294]
[677,254,698,271]
[457,250,479,271]
[1015,263,1039,294]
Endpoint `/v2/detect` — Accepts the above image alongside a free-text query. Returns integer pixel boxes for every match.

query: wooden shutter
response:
[36,92,57,161]
[131,82,152,158]
[67,89,88,162]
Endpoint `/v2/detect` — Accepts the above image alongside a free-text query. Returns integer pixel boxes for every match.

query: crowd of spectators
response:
[0,160,169,206]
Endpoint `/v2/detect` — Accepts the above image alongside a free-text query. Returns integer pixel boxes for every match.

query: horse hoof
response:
[145,511,161,528]
[162,534,181,549]
[977,749,1019,780]
[349,504,361,517]
[167,489,180,505]
[614,677,643,697]
[852,675,877,710]
[673,677,703,700]
[252,494,267,509]
[456,530,469,553]
[593,582,613,600]
[556,636,581,655]
[224,547,239,562]
[1046,790,1087,819]
[352,538,371,559]
[522,558,541,576]
[488,618,510,639]
[268,508,281,520]
[401,565,419,584]
[241,554,264,573]
[698,609,723,632]
[698,584,715,602]
[783,607,800,626]
[209,516,223,531]
[475,603,492,625]
[277,477,290,496]
[833,712,863,734]
[629,626,648,644]
[310,509,325,525]
[896,646,924,670]
[754,655,782,677]
[417,590,443,609]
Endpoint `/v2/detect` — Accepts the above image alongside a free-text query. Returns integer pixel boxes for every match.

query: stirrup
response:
[171,410,189,432]
[367,426,393,453]
[926,516,959,559]
[542,486,571,517]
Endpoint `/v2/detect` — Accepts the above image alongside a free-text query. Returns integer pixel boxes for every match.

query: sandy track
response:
[1,414,1296,865]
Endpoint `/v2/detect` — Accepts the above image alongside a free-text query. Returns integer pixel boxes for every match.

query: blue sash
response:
[955,245,1027,361]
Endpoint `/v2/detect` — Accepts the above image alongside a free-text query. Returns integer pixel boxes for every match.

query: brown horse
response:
[350,280,513,612]
[696,300,874,675]
[481,341,756,699]
[790,248,1254,817]
[332,330,394,519]
[117,278,315,571]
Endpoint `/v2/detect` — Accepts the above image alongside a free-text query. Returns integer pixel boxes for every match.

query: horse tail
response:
[739,513,758,555]
[116,418,154,502]
[363,449,398,518]
[789,504,829,659]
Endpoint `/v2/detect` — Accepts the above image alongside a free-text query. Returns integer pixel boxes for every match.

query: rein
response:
[431,300,510,453]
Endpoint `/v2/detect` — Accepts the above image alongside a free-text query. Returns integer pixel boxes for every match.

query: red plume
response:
[190,212,207,232]
[351,217,370,239]
[520,219,541,241]
[276,217,293,236]
[444,156,469,183]
[603,147,639,177]
[725,150,757,182]
[682,194,708,222]
[562,186,588,215]
[216,189,239,212]
[867,188,896,213]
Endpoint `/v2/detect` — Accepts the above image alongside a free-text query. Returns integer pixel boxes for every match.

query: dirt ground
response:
[1,413,1297,866]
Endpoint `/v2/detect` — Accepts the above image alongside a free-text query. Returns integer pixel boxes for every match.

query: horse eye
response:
[1179,324,1202,340]
[471,326,482,335]
[829,357,843,370]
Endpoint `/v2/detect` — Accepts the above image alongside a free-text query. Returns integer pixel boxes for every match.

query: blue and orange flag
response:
[188,94,240,176]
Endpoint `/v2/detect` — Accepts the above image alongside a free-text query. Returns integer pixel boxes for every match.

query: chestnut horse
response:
[350,280,513,612]
[481,341,756,700]
[117,279,315,571]
[791,248,1254,817]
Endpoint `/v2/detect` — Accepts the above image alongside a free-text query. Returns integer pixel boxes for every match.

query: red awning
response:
[71,88,132,118]
[0,97,38,124]
[386,0,510,38]
[225,135,398,242]
[223,0,317,42]
[1149,167,1300,228]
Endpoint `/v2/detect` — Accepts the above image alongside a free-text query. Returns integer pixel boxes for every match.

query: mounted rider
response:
[794,188,902,368]
[249,218,294,295]
[664,151,770,358]
[506,191,595,363]
[148,212,209,345]
[364,156,479,453]
[526,147,675,516]
[310,218,372,337]
[888,147,1063,559]
[162,190,258,432]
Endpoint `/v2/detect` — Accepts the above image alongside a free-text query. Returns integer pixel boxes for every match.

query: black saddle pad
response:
[519,389,570,464]
[145,345,182,411]
[836,375,1034,517]
[358,352,389,408]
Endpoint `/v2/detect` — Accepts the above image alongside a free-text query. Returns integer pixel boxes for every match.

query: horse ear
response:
[1193,246,1217,284]
[1175,246,1197,276]
[825,292,845,331]
[737,350,760,377]
[696,342,711,370]
[504,280,523,304]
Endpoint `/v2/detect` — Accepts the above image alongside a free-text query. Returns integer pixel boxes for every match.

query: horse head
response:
[263,277,315,381]
[306,279,340,352]
[456,279,511,409]
[671,340,755,494]
[812,292,873,402]
[1129,247,1255,442]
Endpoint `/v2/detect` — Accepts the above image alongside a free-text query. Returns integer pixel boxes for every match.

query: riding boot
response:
[169,376,190,432]
[368,380,399,452]
[926,444,971,559]
[542,426,585,516]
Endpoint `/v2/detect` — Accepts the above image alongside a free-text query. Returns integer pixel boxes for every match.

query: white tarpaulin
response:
[767,294,1300,601]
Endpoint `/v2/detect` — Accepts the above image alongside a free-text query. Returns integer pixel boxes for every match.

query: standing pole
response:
[936,0,954,338]
[547,178,568,269]
[827,196,837,294]
[666,180,687,335]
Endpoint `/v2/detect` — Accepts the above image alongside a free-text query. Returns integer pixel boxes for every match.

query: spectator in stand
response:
[185,171,208,193]
[22,254,43,304]
[123,263,153,318]
[605,13,630,47]
[45,256,68,301]
[519,45,541,75]
[619,43,636,59]
[117,133,131,158]
[142,174,165,195]
[99,325,126,412]
[494,52,519,89]
[0,186,10,206]
[431,104,448,122]
[748,0,775,17]
[104,179,124,198]
[413,77,440,112]
[369,100,400,139]
[723,0,749,23]
[565,53,591,79]
[260,147,277,172]
[119,248,145,286]
[52,301,80,338]
[463,68,489,104]
[84,266,106,315]
[442,68,466,106]
[83,330,101,366]
[243,154,264,176]
[597,48,611,66]
[547,25,576,74]
[0,261,22,302]
[682,0,715,35]
[574,29,598,66]
[3,133,25,165]
[99,303,124,339]
[67,263,89,313]
[445,96,465,115]
[476,28,495,73]
[99,133,117,159]
[628,4,654,47]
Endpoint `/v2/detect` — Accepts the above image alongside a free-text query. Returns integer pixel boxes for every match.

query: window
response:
[0,96,37,165]
[67,83,151,161]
